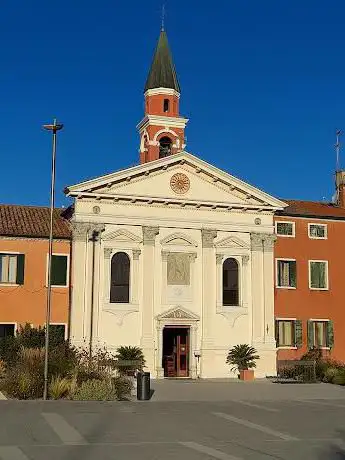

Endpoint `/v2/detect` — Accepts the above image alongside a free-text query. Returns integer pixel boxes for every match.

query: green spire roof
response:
[145,30,180,93]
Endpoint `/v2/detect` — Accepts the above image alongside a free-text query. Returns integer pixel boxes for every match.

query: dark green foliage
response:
[115,346,145,376]
[226,344,260,372]
[332,369,345,386]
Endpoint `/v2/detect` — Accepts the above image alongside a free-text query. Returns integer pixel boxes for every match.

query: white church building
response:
[65,30,286,378]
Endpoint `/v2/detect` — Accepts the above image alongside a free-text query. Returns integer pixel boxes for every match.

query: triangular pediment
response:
[65,151,286,211]
[216,236,249,249]
[156,306,200,321]
[160,232,198,247]
[103,229,142,243]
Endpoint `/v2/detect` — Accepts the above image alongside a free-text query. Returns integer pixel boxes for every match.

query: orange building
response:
[0,204,71,339]
[274,196,345,363]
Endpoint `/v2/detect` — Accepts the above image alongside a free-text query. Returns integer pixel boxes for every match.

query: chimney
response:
[335,171,345,207]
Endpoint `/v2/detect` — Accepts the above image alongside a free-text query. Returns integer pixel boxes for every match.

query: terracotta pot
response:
[239,369,254,381]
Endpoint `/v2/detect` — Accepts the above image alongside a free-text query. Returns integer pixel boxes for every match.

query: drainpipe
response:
[67,237,73,342]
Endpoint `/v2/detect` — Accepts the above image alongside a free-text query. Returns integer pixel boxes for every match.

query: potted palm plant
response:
[115,346,145,377]
[226,344,259,381]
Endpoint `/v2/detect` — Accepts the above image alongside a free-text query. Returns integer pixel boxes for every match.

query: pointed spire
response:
[144,30,180,93]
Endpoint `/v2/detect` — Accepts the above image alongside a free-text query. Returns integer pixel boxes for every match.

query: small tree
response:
[226,344,259,373]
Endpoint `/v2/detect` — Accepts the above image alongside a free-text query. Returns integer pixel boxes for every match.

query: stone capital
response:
[242,254,250,264]
[161,250,169,261]
[70,222,91,241]
[142,226,159,245]
[216,253,224,264]
[104,248,112,259]
[201,229,217,248]
[250,232,264,251]
[263,234,277,251]
[132,249,141,260]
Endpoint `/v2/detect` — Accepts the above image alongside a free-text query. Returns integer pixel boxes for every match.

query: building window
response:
[49,324,66,343]
[308,223,327,239]
[163,99,169,113]
[50,255,68,287]
[110,252,130,303]
[159,136,172,158]
[275,319,302,348]
[223,258,239,306]
[309,261,328,290]
[0,323,15,338]
[276,259,296,288]
[0,253,25,284]
[308,320,334,349]
[276,221,295,237]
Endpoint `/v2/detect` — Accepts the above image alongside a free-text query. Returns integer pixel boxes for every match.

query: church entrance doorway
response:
[162,326,190,378]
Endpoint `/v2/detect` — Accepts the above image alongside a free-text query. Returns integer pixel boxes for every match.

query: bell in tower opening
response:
[159,136,172,158]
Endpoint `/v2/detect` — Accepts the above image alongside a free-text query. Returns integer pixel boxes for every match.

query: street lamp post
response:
[42,118,64,400]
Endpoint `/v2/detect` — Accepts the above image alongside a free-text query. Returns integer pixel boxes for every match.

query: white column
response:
[103,248,112,304]
[87,224,104,352]
[215,253,224,308]
[250,233,265,344]
[156,321,164,378]
[200,229,217,377]
[241,254,250,308]
[141,226,159,372]
[161,250,169,305]
[190,323,198,378]
[250,232,277,377]
[70,222,90,347]
[132,249,141,305]
[263,235,276,345]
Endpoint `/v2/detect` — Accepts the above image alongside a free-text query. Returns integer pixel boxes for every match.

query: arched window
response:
[223,258,239,306]
[163,98,169,113]
[159,136,172,158]
[110,252,130,303]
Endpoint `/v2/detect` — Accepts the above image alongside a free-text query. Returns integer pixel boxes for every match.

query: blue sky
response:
[1,0,344,207]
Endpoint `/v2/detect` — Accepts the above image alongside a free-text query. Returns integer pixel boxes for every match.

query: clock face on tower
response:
[170,173,190,194]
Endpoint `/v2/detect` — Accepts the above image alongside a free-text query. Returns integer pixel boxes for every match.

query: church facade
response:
[65,30,286,378]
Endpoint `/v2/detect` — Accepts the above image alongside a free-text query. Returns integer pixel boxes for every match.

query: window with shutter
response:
[50,255,68,286]
[276,320,296,347]
[309,261,328,289]
[276,259,296,288]
[110,252,130,303]
[0,253,24,284]
[222,258,239,306]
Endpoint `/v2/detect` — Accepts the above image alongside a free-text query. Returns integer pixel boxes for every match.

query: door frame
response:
[163,325,190,378]
[155,307,200,379]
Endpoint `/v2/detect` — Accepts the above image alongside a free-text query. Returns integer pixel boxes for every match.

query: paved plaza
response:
[1,380,345,459]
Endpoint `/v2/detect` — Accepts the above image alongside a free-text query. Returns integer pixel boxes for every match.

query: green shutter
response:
[307,320,314,349]
[16,254,25,285]
[290,261,297,288]
[327,321,334,349]
[295,320,303,348]
[275,320,279,346]
[51,255,68,286]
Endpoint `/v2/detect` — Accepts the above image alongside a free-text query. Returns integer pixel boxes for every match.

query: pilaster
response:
[141,226,159,370]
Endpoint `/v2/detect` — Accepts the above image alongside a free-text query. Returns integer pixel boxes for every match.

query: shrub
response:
[323,367,339,383]
[0,360,5,378]
[226,344,259,372]
[115,346,145,376]
[72,379,117,401]
[1,366,43,399]
[112,376,133,401]
[333,369,345,386]
[49,376,72,400]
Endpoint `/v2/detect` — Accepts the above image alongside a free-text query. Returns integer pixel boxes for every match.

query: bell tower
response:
[137,29,189,164]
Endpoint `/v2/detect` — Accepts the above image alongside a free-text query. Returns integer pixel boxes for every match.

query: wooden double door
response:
[163,326,190,378]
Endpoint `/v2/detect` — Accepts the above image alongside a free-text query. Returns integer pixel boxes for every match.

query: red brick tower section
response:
[137,29,189,164]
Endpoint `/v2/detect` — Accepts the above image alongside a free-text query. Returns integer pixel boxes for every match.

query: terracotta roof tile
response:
[0,204,71,239]
[277,200,345,220]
